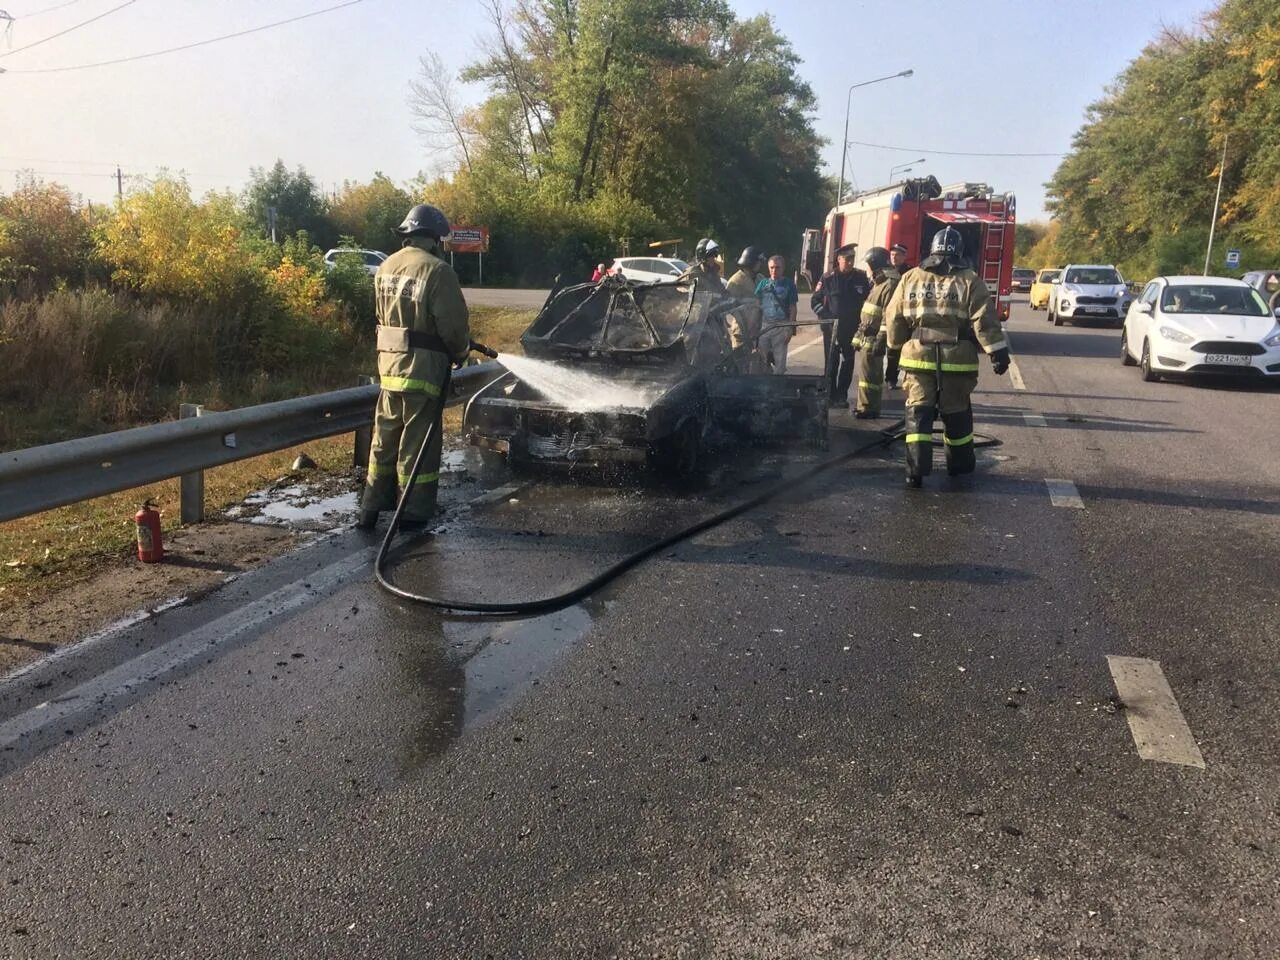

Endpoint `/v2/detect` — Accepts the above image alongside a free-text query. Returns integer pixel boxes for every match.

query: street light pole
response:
[834,69,913,208]
[890,157,926,182]
[1204,132,1228,276]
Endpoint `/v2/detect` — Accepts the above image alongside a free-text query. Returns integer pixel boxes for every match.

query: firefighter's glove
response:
[991,347,1011,376]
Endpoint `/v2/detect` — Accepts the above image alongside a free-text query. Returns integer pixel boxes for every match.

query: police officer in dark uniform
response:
[810,243,871,407]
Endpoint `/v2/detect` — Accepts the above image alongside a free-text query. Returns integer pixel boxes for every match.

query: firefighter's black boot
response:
[904,403,934,486]
[943,406,977,476]
[355,509,379,531]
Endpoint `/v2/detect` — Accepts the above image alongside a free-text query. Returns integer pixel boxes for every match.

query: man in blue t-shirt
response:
[754,255,799,374]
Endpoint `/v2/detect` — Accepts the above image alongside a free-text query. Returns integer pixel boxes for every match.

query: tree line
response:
[413,0,829,284]
[1035,0,1280,279]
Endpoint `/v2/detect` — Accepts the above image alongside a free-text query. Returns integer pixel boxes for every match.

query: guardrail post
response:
[179,403,205,524]
[353,376,375,470]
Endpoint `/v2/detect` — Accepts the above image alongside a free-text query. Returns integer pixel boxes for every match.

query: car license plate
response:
[1203,353,1251,366]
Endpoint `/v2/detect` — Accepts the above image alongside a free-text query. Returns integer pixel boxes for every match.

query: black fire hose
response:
[374,364,1000,615]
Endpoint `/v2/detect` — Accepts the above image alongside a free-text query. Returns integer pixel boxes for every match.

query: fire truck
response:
[800,176,1017,321]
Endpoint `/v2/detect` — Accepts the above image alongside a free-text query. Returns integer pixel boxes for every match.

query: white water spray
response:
[498,355,666,411]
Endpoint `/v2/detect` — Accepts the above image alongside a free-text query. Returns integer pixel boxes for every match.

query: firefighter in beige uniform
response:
[885,226,1010,487]
[358,204,471,529]
[850,246,899,419]
[725,245,766,368]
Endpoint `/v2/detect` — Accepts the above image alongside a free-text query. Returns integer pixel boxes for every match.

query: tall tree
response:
[243,160,332,247]
[1045,0,1280,277]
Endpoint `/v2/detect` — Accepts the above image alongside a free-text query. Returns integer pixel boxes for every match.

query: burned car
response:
[463,276,828,475]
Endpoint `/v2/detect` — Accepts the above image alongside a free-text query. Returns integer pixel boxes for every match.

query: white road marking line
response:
[1008,360,1026,391]
[0,547,375,754]
[1045,478,1084,509]
[1023,412,1048,428]
[788,334,825,355]
[1106,656,1206,769]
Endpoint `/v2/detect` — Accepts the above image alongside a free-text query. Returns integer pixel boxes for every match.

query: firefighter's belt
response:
[911,327,978,346]
[376,326,451,354]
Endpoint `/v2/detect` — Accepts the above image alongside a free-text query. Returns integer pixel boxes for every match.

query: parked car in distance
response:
[1028,268,1060,310]
[609,257,689,283]
[323,248,387,276]
[1048,264,1131,327]
[1010,267,1036,292]
[1120,275,1280,382]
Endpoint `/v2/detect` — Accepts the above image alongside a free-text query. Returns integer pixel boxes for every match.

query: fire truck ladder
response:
[981,196,1007,291]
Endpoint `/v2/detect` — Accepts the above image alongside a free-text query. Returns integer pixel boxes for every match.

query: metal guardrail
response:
[0,362,504,525]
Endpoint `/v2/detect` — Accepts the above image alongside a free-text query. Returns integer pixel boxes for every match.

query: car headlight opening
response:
[1158,325,1195,344]
[1265,331,1280,348]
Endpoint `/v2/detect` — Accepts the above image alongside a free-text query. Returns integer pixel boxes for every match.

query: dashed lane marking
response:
[1023,412,1048,428]
[1106,656,1206,769]
[1045,478,1084,508]
[1008,360,1027,391]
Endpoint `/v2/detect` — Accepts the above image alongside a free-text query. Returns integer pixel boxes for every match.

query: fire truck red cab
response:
[802,176,1017,322]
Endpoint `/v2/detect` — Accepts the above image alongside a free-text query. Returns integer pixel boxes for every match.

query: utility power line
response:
[847,139,1066,159]
[0,0,365,73]
[12,0,88,16]
[0,0,136,59]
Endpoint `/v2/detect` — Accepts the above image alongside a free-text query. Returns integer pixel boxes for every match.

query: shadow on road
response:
[971,405,1201,436]
[973,390,1176,404]
[977,474,1280,517]
[1008,327,1121,360]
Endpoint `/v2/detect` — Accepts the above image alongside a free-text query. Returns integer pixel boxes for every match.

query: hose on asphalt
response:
[374,384,1001,615]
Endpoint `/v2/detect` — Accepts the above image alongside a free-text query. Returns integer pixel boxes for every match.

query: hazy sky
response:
[1,0,1211,222]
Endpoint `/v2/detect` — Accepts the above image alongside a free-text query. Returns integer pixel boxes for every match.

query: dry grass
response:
[0,304,535,613]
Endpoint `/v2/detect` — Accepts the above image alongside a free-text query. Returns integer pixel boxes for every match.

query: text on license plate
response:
[1203,353,1252,365]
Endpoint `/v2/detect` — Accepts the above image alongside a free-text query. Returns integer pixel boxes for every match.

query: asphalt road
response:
[462,287,552,310]
[2,298,1278,958]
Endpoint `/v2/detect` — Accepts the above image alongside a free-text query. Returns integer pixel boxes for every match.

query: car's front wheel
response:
[1121,327,1137,366]
[1052,305,1064,326]
[1140,339,1160,382]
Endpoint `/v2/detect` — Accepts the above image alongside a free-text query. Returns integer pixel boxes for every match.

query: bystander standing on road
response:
[591,262,608,282]
[755,255,799,374]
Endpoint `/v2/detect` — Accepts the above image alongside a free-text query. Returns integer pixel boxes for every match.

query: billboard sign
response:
[449,226,490,253]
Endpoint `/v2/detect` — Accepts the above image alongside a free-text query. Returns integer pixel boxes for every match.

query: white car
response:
[609,256,688,283]
[1048,263,1131,327]
[1120,275,1280,382]
[323,248,387,276]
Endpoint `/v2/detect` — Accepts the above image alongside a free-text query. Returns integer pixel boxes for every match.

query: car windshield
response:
[1064,268,1121,285]
[1013,269,1034,279]
[1038,270,1061,283]
[1160,284,1270,316]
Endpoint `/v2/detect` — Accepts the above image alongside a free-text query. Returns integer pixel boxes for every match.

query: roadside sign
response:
[1226,248,1240,268]
[449,226,490,253]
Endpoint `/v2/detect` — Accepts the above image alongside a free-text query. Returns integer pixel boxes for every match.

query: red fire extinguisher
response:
[135,500,163,563]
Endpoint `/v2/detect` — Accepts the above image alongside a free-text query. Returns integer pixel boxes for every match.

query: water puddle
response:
[451,605,594,729]
[229,485,360,531]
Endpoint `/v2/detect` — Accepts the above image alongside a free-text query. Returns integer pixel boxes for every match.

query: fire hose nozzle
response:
[469,340,499,359]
